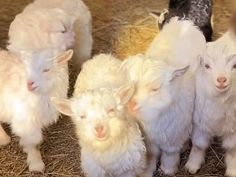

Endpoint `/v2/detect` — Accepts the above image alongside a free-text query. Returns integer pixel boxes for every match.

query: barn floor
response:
[0,0,234,177]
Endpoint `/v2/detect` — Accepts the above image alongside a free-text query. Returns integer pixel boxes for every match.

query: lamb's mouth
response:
[216,85,229,92]
[95,134,109,141]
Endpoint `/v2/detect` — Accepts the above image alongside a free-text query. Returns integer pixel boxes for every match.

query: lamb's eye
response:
[80,115,86,119]
[151,88,159,92]
[233,64,236,69]
[61,30,66,34]
[204,64,210,69]
[107,108,115,116]
[43,69,50,73]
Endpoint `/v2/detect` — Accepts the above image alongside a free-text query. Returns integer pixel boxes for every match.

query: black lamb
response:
[154,0,213,42]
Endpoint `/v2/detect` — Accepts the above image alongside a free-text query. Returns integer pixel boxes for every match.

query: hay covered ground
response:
[0,0,233,176]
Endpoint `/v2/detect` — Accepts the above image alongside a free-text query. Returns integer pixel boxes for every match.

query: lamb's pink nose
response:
[217,76,227,84]
[129,99,138,111]
[27,81,36,91]
[95,125,106,139]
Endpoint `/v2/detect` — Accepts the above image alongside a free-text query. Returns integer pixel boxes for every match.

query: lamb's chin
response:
[88,138,115,151]
[94,135,109,142]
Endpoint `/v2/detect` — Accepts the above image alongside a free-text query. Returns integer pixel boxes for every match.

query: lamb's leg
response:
[223,133,236,177]
[225,149,236,177]
[0,124,10,145]
[19,129,45,172]
[160,151,180,175]
[139,145,160,177]
[185,126,210,174]
[222,133,236,150]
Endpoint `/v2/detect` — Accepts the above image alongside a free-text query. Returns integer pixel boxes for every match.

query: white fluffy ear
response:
[51,97,74,117]
[150,9,168,25]
[117,83,135,104]
[188,55,203,73]
[169,66,189,81]
[56,49,73,64]
[150,12,161,20]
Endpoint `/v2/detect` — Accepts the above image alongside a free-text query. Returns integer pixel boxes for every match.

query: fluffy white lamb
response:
[52,86,146,177]
[0,49,73,172]
[146,17,206,72]
[122,18,206,176]
[73,53,127,95]
[185,29,236,177]
[8,0,92,73]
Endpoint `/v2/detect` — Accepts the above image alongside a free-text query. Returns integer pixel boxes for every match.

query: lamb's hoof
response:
[0,134,11,146]
[185,161,199,174]
[29,161,45,172]
[160,165,176,176]
[225,168,236,177]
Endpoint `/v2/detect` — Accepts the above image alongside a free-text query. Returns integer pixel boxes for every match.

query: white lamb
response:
[185,29,236,177]
[0,49,73,172]
[51,86,146,177]
[122,18,206,176]
[146,17,206,72]
[73,53,127,95]
[8,0,92,73]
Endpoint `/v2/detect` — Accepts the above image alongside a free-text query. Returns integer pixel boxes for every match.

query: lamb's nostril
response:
[95,125,104,134]
[217,77,227,84]
[27,81,36,91]
[28,81,34,86]
[94,125,107,139]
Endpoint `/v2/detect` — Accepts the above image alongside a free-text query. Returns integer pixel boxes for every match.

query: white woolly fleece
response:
[52,87,147,177]
[74,53,127,95]
[122,18,206,175]
[146,17,206,72]
[0,50,70,172]
[8,0,92,71]
[186,30,236,177]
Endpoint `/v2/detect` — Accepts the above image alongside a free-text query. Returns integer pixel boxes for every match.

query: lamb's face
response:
[52,85,134,150]
[123,55,188,121]
[22,50,73,94]
[73,91,127,145]
[200,42,236,94]
[129,78,172,121]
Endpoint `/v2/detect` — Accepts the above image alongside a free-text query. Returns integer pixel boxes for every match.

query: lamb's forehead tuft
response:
[206,42,236,62]
[125,56,169,83]
[76,89,117,107]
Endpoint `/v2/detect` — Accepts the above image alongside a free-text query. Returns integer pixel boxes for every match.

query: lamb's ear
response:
[150,9,168,24]
[51,97,74,117]
[189,55,203,73]
[56,49,73,64]
[169,66,189,81]
[117,83,135,104]
[150,12,161,19]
